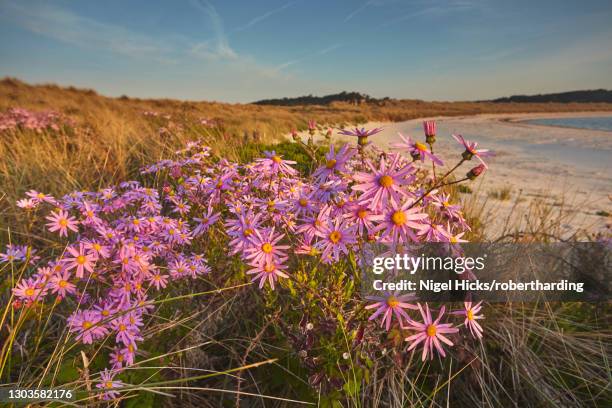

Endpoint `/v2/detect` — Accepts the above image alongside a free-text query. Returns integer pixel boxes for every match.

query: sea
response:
[526,116,612,132]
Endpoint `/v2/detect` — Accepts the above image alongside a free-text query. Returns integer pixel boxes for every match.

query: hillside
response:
[492,89,612,103]
[253,91,390,106]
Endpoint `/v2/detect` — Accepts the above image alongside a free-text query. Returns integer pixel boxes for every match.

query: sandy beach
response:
[333,112,612,238]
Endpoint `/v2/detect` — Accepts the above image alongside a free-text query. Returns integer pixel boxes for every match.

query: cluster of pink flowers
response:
[0,107,68,133]
[7,120,492,398]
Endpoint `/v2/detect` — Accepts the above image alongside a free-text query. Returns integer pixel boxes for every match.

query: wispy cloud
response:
[233,1,299,33]
[380,1,479,28]
[275,43,343,72]
[0,1,175,62]
[344,0,376,22]
[189,0,238,60]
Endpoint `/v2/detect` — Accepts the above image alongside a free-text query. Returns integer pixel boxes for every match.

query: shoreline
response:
[348,111,611,238]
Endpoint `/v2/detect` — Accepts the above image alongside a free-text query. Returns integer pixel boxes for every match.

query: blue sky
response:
[1,0,611,102]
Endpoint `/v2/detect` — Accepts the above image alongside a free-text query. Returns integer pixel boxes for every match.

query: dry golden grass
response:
[1,76,612,237]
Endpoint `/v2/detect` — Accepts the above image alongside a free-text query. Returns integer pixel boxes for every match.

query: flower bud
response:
[467,164,485,180]
[291,129,299,141]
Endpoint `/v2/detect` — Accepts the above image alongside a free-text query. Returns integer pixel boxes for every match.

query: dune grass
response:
[0,79,610,407]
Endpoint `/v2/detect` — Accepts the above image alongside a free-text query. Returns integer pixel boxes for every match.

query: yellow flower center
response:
[415,142,428,152]
[59,219,68,227]
[119,324,127,332]
[467,309,474,320]
[76,255,86,265]
[102,310,110,316]
[326,159,337,169]
[262,243,273,253]
[117,355,124,362]
[133,219,140,225]
[386,296,399,308]
[357,209,368,219]
[244,228,253,236]
[82,321,92,330]
[272,155,282,163]
[329,230,342,244]
[391,211,406,226]
[442,201,450,207]
[450,236,458,244]
[379,175,393,188]
[299,198,308,207]
[37,193,45,199]
[105,381,114,389]
[93,243,101,251]
[25,288,35,296]
[263,263,275,273]
[59,280,68,288]
[426,324,437,337]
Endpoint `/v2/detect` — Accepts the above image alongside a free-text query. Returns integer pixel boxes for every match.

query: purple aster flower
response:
[68,310,108,344]
[312,144,355,182]
[96,369,122,400]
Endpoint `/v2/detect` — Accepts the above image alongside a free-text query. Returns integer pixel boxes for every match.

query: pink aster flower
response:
[68,310,108,344]
[343,203,377,236]
[372,200,429,244]
[452,134,494,168]
[96,369,122,400]
[338,126,384,146]
[431,193,462,219]
[314,218,357,264]
[12,277,47,302]
[405,303,458,361]
[49,270,77,297]
[148,272,169,290]
[352,155,415,211]
[452,301,484,339]
[365,292,417,331]
[26,189,56,204]
[45,209,78,237]
[245,227,289,265]
[254,151,297,177]
[393,133,443,165]
[338,126,384,138]
[111,316,141,346]
[64,243,96,279]
[247,259,289,290]
[17,198,38,209]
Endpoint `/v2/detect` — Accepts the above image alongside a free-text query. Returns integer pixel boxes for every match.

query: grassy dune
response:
[2,77,612,219]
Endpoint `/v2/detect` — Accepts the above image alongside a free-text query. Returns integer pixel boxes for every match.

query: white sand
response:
[333,112,612,238]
